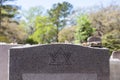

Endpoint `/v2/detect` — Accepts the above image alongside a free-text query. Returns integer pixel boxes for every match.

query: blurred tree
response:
[29,16,56,44]
[0,0,27,43]
[75,14,95,43]
[25,38,38,45]
[48,1,73,42]
[0,0,19,26]
[20,6,44,35]
[89,4,120,53]
[102,30,120,53]
[58,26,76,43]
[89,5,120,36]
[0,34,10,42]
[1,17,27,43]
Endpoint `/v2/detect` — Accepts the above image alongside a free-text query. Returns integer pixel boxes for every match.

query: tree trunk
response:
[55,24,59,42]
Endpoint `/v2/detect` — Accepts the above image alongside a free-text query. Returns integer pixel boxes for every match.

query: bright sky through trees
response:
[16,0,120,10]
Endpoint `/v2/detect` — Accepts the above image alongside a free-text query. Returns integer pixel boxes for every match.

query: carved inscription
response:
[49,47,72,65]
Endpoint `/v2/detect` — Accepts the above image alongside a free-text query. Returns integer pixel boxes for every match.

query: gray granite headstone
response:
[110,51,120,80]
[111,51,120,59]
[9,44,110,80]
[0,43,20,80]
[87,36,101,42]
[87,36,102,47]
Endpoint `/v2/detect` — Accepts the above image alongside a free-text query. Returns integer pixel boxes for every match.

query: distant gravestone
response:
[87,36,102,47]
[87,36,101,42]
[9,44,110,80]
[111,51,120,59]
[0,44,20,80]
[110,51,120,80]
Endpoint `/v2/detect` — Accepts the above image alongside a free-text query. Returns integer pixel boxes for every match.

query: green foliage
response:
[0,34,10,42]
[88,4,120,53]
[102,30,120,53]
[58,26,76,43]
[75,14,95,43]
[0,18,27,43]
[0,0,19,31]
[0,0,19,18]
[20,6,44,35]
[25,38,38,44]
[89,5,120,36]
[22,6,43,20]
[30,16,56,44]
[48,1,73,42]
[0,0,27,43]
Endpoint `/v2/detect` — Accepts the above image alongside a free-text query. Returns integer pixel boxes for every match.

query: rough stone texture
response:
[0,44,20,80]
[110,51,120,80]
[9,44,110,80]
[22,73,97,80]
[111,51,120,59]
[87,36,102,47]
[87,36,101,42]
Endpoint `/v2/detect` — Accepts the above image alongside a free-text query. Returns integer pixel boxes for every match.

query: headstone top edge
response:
[0,44,21,46]
[10,44,108,50]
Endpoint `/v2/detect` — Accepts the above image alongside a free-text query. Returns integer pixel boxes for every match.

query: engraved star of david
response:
[49,47,72,65]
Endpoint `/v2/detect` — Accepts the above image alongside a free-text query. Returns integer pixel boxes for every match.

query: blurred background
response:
[0,0,120,53]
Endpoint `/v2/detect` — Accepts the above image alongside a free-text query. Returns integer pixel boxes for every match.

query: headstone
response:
[87,36,102,47]
[87,36,101,42]
[111,51,120,59]
[110,51,120,80]
[0,44,20,80]
[9,44,110,80]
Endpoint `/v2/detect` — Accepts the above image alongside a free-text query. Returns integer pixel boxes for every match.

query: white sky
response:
[15,0,120,10]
